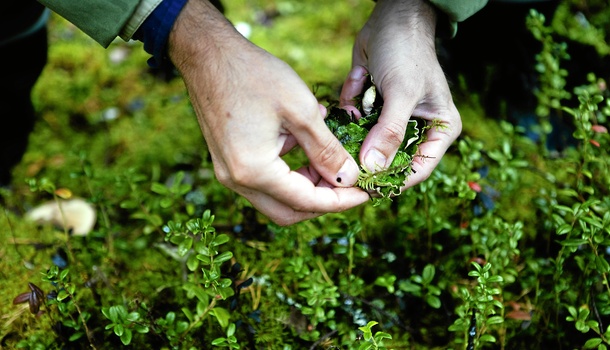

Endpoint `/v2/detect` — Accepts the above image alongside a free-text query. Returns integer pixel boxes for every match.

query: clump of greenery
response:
[2,2,610,349]
[325,77,443,205]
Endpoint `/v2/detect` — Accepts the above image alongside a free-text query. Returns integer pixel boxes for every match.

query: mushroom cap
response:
[26,198,96,236]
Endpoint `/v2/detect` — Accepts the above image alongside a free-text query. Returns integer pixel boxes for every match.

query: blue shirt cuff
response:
[133,0,188,68]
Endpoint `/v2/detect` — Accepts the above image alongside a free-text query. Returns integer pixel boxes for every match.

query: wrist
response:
[373,0,437,42]
[133,0,188,68]
[167,0,236,73]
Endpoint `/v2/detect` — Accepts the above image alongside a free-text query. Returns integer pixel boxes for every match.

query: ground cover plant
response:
[1,0,610,349]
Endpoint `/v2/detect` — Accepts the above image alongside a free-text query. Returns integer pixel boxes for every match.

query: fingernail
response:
[349,66,366,81]
[364,149,387,172]
[336,159,360,186]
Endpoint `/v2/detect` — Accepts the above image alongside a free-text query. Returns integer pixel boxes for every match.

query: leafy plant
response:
[42,266,95,346]
[357,321,392,350]
[398,264,442,309]
[211,323,241,349]
[3,2,610,349]
[102,304,149,345]
[325,77,445,205]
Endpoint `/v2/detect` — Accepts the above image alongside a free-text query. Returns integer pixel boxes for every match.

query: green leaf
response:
[486,275,504,283]
[101,307,113,321]
[68,331,84,342]
[165,311,176,324]
[398,280,422,294]
[358,343,373,350]
[583,338,603,349]
[135,324,150,334]
[425,295,441,309]
[176,321,189,333]
[126,312,140,322]
[567,306,578,319]
[374,331,392,341]
[186,254,199,271]
[119,199,138,209]
[212,234,230,246]
[595,256,610,273]
[212,338,227,346]
[215,251,233,264]
[60,268,70,281]
[151,182,169,195]
[196,254,211,265]
[422,264,435,284]
[57,290,70,302]
[487,316,504,325]
[227,323,236,337]
[120,328,133,346]
[219,278,233,289]
[178,236,193,256]
[160,197,174,208]
[587,320,600,333]
[211,307,231,328]
[182,307,194,323]
[114,323,124,337]
[479,334,497,343]
[560,239,588,247]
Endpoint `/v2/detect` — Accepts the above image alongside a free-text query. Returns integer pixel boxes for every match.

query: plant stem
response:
[180,298,217,341]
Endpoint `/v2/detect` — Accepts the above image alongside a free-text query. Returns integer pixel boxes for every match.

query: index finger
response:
[339,66,369,119]
[252,158,370,214]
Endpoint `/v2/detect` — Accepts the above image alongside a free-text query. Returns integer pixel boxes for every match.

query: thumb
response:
[289,111,361,187]
[360,89,416,172]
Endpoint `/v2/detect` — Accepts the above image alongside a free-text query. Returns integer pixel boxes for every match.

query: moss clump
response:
[325,77,442,205]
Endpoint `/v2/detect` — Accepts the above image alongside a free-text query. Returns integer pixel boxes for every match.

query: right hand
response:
[168,0,369,225]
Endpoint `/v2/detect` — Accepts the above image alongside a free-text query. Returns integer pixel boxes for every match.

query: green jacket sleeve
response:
[429,0,489,37]
[37,0,140,47]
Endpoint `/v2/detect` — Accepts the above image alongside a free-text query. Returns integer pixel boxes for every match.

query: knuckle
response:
[283,97,320,129]
[316,138,344,167]
[287,111,311,130]
[219,156,260,188]
[452,111,463,136]
[380,120,406,146]
[272,215,298,227]
[213,166,233,186]
[290,201,313,213]
[229,165,257,188]
[214,170,232,186]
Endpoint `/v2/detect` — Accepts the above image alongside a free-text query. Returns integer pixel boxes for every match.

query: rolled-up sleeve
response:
[119,0,163,41]
[429,0,489,37]
[38,0,141,47]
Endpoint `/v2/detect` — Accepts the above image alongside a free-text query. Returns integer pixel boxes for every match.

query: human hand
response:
[168,0,369,225]
[341,0,462,190]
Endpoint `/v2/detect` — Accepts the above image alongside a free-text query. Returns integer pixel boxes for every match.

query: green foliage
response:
[211,323,240,349]
[357,321,392,350]
[102,305,148,345]
[398,264,442,309]
[3,1,610,349]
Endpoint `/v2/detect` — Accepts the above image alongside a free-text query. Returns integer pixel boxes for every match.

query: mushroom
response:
[26,198,96,236]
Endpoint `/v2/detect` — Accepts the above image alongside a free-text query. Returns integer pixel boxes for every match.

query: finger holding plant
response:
[326,73,447,206]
